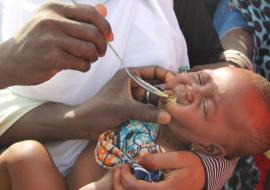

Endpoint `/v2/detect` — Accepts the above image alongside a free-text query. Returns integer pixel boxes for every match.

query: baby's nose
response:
[186,85,204,102]
[173,85,191,105]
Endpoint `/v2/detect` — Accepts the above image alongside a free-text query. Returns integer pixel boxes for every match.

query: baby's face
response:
[164,67,268,157]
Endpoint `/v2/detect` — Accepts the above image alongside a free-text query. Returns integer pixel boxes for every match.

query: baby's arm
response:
[66,142,107,190]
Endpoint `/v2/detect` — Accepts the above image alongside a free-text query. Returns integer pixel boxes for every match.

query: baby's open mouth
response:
[161,87,191,106]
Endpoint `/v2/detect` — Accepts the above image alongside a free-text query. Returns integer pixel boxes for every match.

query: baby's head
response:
[164,67,270,158]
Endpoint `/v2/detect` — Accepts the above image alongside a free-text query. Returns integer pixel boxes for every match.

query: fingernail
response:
[95,4,107,17]
[158,111,171,125]
[107,32,114,42]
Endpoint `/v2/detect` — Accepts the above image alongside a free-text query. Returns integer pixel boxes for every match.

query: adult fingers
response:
[164,102,187,120]
[131,87,145,102]
[127,102,171,125]
[132,87,160,105]
[119,165,167,190]
[95,4,108,17]
[59,32,100,62]
[56,50,91,72]
[120,165,204,190]
[132,66,174,85]
[58,19,107,56]
[137,151,200,170]
[112,168,125,190]
[54,3,113,40]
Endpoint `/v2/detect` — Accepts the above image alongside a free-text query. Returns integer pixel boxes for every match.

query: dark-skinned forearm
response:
[0,68,11,89]
[0,40,16,89]
[221,28,254,58]
[0,102,93,146]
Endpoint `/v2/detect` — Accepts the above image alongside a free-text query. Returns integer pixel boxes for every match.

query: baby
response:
[66,67,270,189]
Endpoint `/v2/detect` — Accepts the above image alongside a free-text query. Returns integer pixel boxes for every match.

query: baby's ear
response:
[192,143,226,157]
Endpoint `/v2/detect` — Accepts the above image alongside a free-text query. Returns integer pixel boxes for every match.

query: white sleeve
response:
[0,0,3,42]
[0,89,44,136]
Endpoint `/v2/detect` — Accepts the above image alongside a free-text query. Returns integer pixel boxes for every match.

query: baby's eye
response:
[197,72,202,85]
[203,99,208,120]
[197,72,208,119]
[197,72,207,86]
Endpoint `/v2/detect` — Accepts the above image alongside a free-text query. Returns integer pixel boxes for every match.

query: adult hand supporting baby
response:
[0,2,112,88]
[112,151,205,190]
[0,66,172,145]
[65,66,173,140]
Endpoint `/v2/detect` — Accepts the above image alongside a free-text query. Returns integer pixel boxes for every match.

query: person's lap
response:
[45,139,90,176]
[66,142,107,190]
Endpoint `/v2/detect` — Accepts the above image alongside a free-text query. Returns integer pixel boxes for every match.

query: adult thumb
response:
[128,102,171,125]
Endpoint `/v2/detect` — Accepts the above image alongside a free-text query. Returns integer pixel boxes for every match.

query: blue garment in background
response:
[213,0,250,38]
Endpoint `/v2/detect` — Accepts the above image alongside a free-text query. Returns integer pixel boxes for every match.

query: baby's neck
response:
[156,126,190,152]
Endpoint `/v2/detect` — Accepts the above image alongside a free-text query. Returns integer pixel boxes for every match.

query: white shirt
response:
[0,0,189,175]
[0,0,189,105]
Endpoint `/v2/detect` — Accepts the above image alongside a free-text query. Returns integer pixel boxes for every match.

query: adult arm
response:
[0,2,112,89]
[189,0,254,72]
[213,0,253,58]
[194,0,254,72]
[0,66,173,146]
[220,29,253,59]
[174,0,253,71]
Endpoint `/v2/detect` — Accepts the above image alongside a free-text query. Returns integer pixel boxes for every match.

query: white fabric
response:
[1,0,189,105]
[0,89,44,136]
[0,0,189,175]
[45,140,89,176]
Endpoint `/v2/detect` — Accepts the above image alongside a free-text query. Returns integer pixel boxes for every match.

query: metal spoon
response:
[107,43,169,98]
[72,0,169,98]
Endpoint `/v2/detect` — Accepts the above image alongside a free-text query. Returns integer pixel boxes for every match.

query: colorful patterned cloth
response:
[95,120,165,182]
